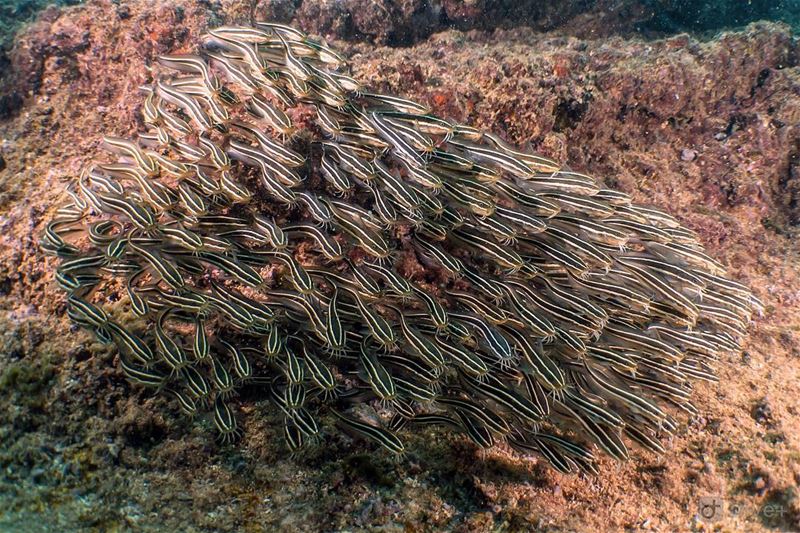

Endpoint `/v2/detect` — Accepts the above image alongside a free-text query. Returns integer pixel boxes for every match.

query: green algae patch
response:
[0,356,55,398]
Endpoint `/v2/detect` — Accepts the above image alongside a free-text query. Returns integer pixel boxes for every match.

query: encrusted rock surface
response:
[0,1,798,531]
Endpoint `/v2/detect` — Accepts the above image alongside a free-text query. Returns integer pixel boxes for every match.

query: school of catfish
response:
[40,22,761,473]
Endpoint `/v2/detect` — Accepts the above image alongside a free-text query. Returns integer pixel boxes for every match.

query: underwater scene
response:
[1,1,799,532]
